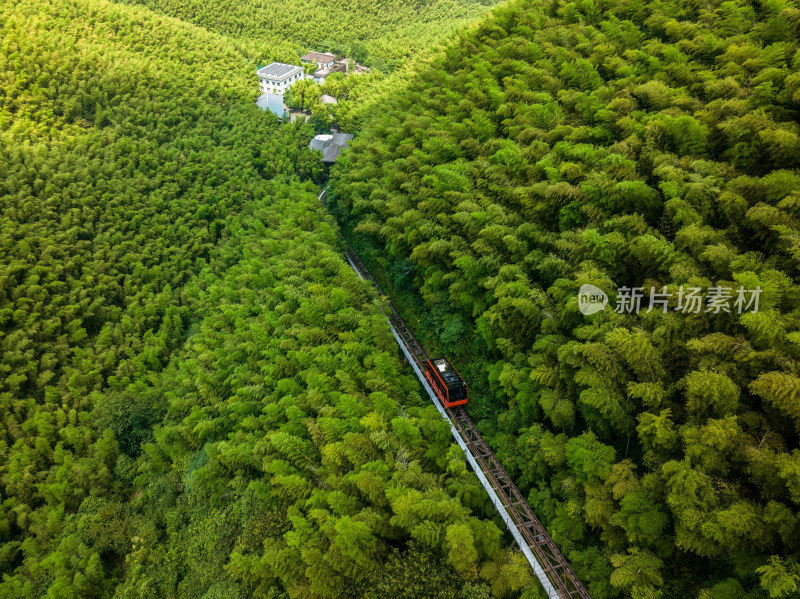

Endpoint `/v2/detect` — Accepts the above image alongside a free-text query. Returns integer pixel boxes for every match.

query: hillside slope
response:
[330,0,800,596]
[116,0,502,67]
[0,1,528,597]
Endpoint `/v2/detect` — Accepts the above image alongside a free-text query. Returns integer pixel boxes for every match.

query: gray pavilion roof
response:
[310,133,354,163]
[257,62,303,81]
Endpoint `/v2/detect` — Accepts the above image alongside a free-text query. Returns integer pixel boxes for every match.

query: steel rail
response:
[338,230,591,599]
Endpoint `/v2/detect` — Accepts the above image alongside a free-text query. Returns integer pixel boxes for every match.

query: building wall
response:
[266,93,286,119]
[259,71,303,95]
[303,56,335,70]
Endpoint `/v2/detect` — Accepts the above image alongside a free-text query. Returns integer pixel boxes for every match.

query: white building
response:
[257,62,305,95]
[301,51,336,70]
[312,61,347,84]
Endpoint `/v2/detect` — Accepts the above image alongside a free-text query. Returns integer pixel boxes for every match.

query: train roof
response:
[429,357,465,390]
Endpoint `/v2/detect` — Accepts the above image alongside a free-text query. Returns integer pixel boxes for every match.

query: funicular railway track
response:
[340,234,591,599]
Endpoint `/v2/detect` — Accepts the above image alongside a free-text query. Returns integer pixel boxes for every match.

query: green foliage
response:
[445,522,478,578]
[0,0,523,597]
[330,0,800,595]
[756,556,800,598]
[609,548,663,599]
[118,0,502,65]
[111,194,517,598]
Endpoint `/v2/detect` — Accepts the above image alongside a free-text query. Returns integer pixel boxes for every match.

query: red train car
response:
[425,356,468,408]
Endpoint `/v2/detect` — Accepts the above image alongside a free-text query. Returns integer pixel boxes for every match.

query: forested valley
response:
[0,0,528,597]
[113,0,506,134]
[116,0,502,71]
[330,0,800,597]
[6,0,800,596]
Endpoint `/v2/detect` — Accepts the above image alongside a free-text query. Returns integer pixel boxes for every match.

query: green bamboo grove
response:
[116,0,502,68]
[329,0,800,597]
[0,0,530,597]
[5,0,800,596]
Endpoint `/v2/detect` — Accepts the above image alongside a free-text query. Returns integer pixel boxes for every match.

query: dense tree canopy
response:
[116,0,502,68]
[0,0,530,597]
[330,0,800,596]
[108,189,532,599]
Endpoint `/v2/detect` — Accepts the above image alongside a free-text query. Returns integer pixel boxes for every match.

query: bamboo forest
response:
[1,0,800,597]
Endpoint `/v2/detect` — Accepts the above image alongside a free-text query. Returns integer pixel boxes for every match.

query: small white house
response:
[257,62,305,95]
[312,61,347,84]
[301,51,336,71]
